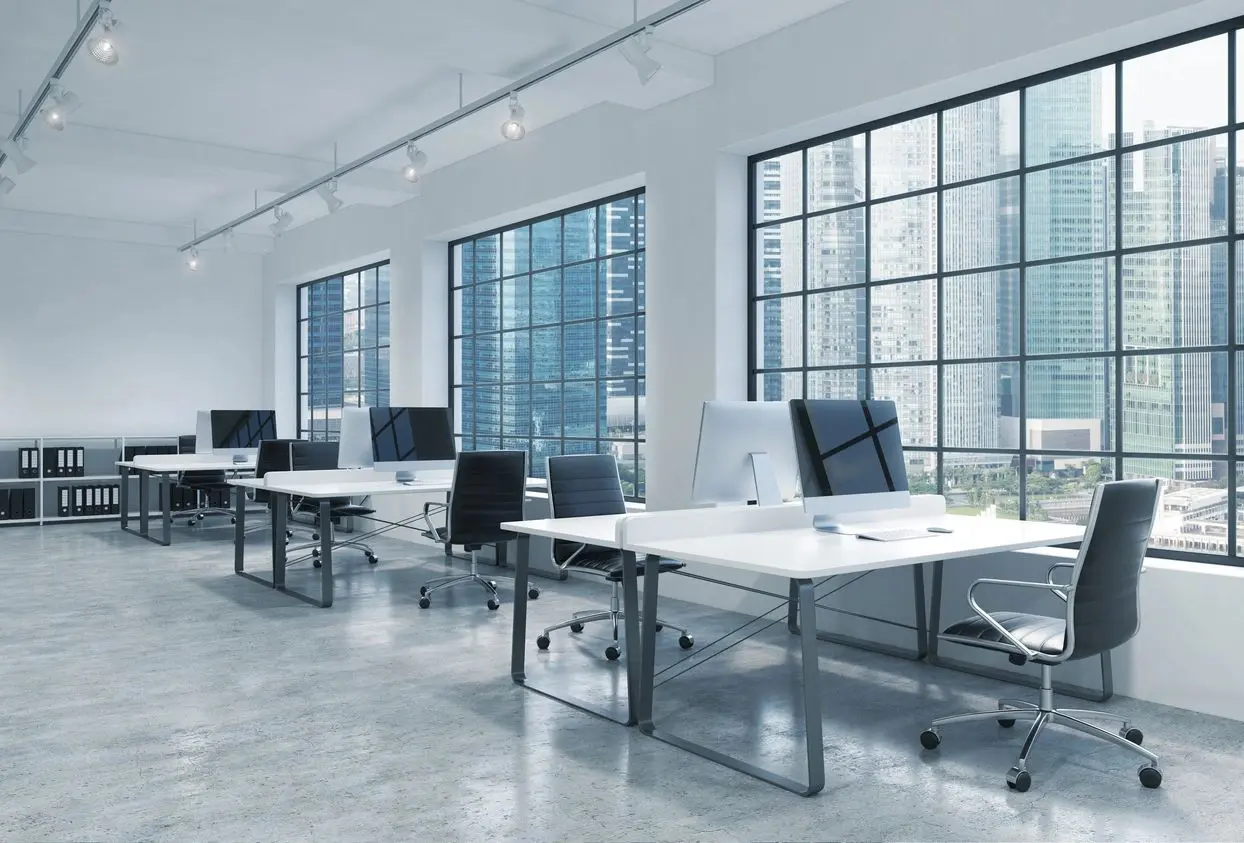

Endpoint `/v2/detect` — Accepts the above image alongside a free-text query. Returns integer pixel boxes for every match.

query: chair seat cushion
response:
[428,526,449,542]
[568,551,685,582]
[940,611,1066,659]
[331,504,375,517]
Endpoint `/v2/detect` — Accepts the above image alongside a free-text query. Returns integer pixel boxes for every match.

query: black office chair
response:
[177,434,234,526]
[534,453,692,661]
[919,479,1163,791]
[243,438,299,539]
[418,450,539,611]
[288,440,379,567]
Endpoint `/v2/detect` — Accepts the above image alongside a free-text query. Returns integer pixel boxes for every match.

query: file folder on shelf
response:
[58,486,70,518]
[0,489,8,519]
[75,447,85,477]
[72,487,84,517]
[19,487,35,519]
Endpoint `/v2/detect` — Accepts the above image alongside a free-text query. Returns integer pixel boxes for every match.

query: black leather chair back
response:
[252,439,296,505]
[291,441,340,472]
[178,435,197,455]
[447,450,527,549]
[1068,478,1160,659]
[547,454,625,564]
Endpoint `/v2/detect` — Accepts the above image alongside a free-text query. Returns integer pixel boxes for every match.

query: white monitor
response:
[790,398,910,531]
[338,407,374,469]
[194,410,212,455]
[690,400,800,506]
[210,410,278,461]
[369,407,456,483]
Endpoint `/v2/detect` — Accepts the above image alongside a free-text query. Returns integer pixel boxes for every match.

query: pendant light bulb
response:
[501,93,526,141]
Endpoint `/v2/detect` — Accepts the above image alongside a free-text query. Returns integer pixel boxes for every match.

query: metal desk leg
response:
[119,467,130,530]
[271,494,287,589]
[138,469,149,537]
[233,486,246,574]
[233,495,330,609]
[787,565,927,660]
[318,499,334,608]
[638,561,825,797]
[160,473,172,546]
[511,535,638,726]
[926,559,1113,702]
[126,469,171,546]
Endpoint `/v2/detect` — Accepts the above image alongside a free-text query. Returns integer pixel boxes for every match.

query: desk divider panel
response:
[618,501,806,547]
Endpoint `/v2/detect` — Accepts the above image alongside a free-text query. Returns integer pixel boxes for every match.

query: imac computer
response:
[369,407,456,483]
[790,398,910,532]
[337,407,375,469]
[194,410,213,455]
[691,400,800,506]
[209,410,278,462]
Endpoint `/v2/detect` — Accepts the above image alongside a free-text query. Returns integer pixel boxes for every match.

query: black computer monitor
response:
[368,407,456,481]
[789,399,910,528]
[209,410,277,456]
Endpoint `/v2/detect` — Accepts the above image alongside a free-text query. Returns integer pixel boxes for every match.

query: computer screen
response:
[209,410,277,450]
[368,407,456,466]
[690,401,800,505]
[337,407,375,469]
[790,399,909,499]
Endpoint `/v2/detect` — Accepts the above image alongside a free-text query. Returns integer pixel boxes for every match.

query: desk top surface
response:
[231,474,546,499]
[501,514,626,548]
[118,457,256,472]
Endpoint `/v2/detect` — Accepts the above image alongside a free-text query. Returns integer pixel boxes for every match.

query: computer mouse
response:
[926,526,954,534]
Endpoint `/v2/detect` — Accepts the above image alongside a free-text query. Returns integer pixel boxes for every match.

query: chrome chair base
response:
[418,550,539,610]
[535,580,693,661]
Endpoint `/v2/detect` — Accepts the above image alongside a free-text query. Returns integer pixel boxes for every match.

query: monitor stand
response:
[749,452,783,507]
[812,515,849,534]
[395,469,417,485]
[232,453,247,465]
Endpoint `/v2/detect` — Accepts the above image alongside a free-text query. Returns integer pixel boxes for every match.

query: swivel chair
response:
[534,453,693,661]
[177,434,233,526]
[919,479,1163,791]
[242,438,300,540]
[418,450,539,611]
[288,440,378,567]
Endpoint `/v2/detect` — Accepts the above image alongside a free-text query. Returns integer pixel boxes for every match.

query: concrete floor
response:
[1,521,1242,842]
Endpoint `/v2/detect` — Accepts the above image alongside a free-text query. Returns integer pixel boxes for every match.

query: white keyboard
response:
[856,527,935,542]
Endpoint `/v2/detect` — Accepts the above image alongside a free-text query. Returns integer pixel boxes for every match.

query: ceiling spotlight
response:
[88,7,120,65]
[316,180,343,213]
[270,206,293,236]
[41,82,81,132]
[619,27,661,85]
[501,93,526,141]
[186,249,202,271]
[0,176,14,198]
[401,142,428,183]
[0,137,36,173]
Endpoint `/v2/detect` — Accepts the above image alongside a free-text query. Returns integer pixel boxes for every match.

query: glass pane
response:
[1122,35,1227,144]
[475,334,500,382]
[377,303,390,347]
[943,176,1020,272]
[636,250,646,312]
[870,114,937,199]
[943,454,1020,518]
[1025,158,1115,261]
[1125,458,1225,555]
[503,384,531,436]
[342,273,359,310]
[458,287,473,335]
[358,308,377,349]
[456,242,474,287]
[755,150,802,221]
[564,207,597,263]
[458,387,475,434]
[599,196,638,255]
[299,319,309,357]
[564,263,595,321]
[1025,359,1114,450]
[807,288,865,367]
[343,351,359,393]
[360,348,379,395]
[476,281,500,331]
[636,314,646,375]
[378,347,389,394]
[943,92,1020,183]
[807,207,866,289]
[533,383,562,438]
[1027,456,1115,524]
[1027,258,1115,355]
[755,220,803,295]
[757,372,803,401]
[476,234,501,281]
[1237,244,1244,342]
[1123,134,1227,249]
[502,331,530,382]
[565,322,596,380]
[808,368,864,399]
[944,269,1020,359]
[944,362,1018,449]
[563,381,596,437]
[870,279,935,362]
[636,193,645,250]
[602,254,639,317]
[361,268,379,307]
[531,270,561,326]
[378,263,390,303]
[871,366,937,446]
[502,275,530,330]
[1026,66,1115,166]
[755,296,803,370]
[1123,244,1227,349]
[601,381,637,438]
[502,226,530,276]
[532,217,562,271]
[599,319,635,379]
[807,134,865,212]
[906,451,939,494]
[456,337,474,384]
[532,327,561,381]
[637,376,646,437]
[476,385,501,441]
[531,439,562,477]
[298,285,309,316]
[870,194,936,281]
[1122,352,1226,457]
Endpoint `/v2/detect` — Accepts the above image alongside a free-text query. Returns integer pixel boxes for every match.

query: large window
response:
[297,262,391,440]
[451,190,646,498]
[750,24,1244,564]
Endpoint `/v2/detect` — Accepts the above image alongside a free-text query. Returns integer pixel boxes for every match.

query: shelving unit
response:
[0,435,180,527]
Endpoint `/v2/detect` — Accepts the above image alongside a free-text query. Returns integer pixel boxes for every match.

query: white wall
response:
[0,229,265,437]
[260,0,1244,720]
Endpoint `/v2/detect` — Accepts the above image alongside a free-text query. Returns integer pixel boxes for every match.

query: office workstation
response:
[6,1,1244,840]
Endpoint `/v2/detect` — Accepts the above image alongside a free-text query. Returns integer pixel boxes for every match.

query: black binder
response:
[75,447,86,477]
[18,487,35,519]
[0,489,8,519]
[57,486,70,517]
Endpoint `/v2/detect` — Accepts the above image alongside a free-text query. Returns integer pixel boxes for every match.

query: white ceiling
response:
[0,0,851,244]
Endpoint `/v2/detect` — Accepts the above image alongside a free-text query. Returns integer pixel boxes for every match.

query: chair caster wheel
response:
[367,554,378,565]
[1006,767,1031,792]
[313,559,322,569]
[419,586,428,596]
[678,634,694,649]
[655,623,664,632]
[570,623,584,633]
[536,635,550,650]
[312,532,320,541]
[311,548,320,557]
[231,517,237,524]
[998,718,1016,728]
[528,587,540,599]
[919,729,941,750]
[1122,727,1143,745]
[418,596,431,609]
[487,598,501,611]
[1138,764,1162,789]
[489,580,497,588]
[605,645,621,661]
[286,529,293,538]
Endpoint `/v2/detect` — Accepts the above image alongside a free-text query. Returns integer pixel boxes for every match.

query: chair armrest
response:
[553,543,589,571]
[967,577,1072,660]
[1046,561,1076,602]
[419,501,447,537]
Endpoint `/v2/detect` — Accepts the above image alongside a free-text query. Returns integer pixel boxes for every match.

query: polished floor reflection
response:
[0,521,1241,842]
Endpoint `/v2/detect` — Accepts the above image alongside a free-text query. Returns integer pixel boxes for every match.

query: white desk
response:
[116,456,256,546]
